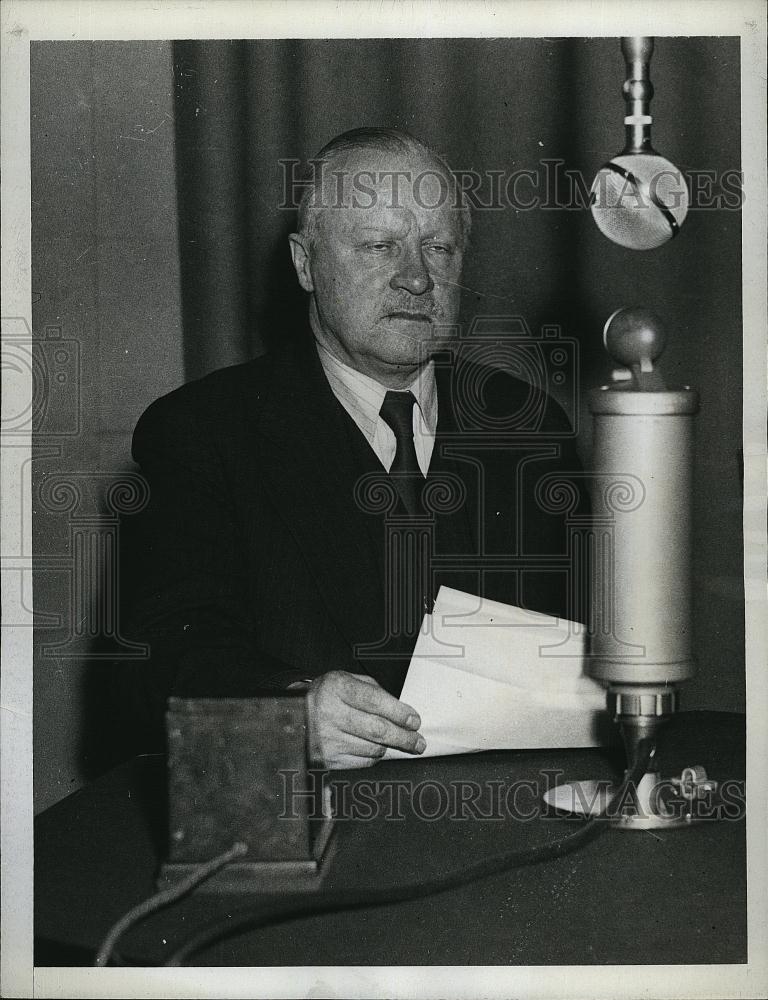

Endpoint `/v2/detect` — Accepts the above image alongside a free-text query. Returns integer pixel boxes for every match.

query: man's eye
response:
[425,243,453,254]
[368,242,392,252]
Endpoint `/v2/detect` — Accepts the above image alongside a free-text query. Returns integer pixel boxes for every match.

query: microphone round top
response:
[603,306,667,368]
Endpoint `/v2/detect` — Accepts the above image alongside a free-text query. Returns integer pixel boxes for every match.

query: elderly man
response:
[123,127,585,768]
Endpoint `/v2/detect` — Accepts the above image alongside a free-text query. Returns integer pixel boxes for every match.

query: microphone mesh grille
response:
[590,154,689,250]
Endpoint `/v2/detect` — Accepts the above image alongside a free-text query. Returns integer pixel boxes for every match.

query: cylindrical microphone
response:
[541,308,708,828]
[588,307,698,766]
[590,38,689,251]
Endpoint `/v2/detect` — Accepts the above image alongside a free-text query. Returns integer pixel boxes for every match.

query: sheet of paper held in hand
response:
[384,587,608,760]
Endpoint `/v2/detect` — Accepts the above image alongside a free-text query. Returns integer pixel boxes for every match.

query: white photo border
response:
[2,2,766,998]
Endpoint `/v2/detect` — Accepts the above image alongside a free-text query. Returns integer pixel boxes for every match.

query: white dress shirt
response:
[316,339,437,476]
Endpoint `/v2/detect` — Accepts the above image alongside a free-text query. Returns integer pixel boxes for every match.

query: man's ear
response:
[288,233,314,293]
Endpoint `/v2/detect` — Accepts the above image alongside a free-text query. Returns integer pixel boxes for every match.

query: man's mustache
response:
[382,299,443,321]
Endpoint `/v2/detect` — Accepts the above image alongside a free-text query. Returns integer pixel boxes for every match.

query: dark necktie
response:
[379,390,425,516]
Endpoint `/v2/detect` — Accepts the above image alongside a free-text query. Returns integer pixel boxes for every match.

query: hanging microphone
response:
[590,37,689,251]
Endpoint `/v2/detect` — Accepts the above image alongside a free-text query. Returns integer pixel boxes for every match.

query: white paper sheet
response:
[384,586,607,759]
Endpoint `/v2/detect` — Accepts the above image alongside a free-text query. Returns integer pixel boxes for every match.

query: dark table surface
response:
[35,711,746,967]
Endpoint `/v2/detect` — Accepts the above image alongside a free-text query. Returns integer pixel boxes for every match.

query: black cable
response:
[94,841,248,967]
[164,739,655,966]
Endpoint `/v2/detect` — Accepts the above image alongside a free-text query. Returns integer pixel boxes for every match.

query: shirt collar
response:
[316,339,437,436]
[408,357,438,432]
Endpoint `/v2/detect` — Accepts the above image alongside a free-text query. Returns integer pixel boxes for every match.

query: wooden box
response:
[158,696,334,893]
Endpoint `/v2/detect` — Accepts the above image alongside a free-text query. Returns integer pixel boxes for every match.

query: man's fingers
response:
[343,676,421,729]
[331,732,387,759]
[342,706,426,755]
[330,754,379,770]
[307,671,425,769]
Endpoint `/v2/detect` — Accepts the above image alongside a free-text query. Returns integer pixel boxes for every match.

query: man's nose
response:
[389,246,434,296]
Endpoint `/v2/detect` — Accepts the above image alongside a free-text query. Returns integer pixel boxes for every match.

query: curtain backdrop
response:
[171,38,741,398]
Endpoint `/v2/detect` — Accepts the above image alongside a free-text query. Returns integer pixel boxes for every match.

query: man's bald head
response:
[296,127,471,250]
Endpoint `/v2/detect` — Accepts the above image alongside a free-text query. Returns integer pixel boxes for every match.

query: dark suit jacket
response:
[121,328,588,737]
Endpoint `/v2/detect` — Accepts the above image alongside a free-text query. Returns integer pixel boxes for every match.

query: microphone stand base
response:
[543,768,717,831]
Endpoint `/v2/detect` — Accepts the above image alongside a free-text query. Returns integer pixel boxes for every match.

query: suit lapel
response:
[252,333,385,652]
[431,360,479,554]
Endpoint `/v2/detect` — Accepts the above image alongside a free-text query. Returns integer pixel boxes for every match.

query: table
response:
[34,710,746,967]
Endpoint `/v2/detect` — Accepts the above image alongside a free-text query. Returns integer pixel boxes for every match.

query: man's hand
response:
[306,671,425,769]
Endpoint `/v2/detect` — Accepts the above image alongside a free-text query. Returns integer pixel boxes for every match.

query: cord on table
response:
[93,840,249,967]
[164,739,656,966]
